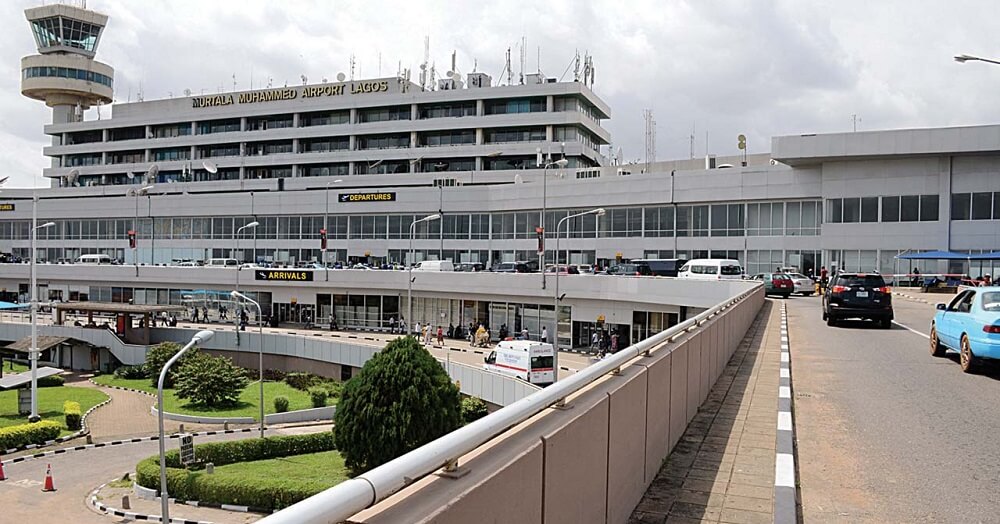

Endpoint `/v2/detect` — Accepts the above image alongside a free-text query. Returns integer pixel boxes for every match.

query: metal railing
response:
[257,283,762,524]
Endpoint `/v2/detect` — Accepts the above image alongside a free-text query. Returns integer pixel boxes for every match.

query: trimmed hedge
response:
[0,420,61,450]
[273,396,289,413]
[309,388,328,408]
[135,431,337,510]
[114,365,147,379]
[37,374,65,387]
[64,400,82,430]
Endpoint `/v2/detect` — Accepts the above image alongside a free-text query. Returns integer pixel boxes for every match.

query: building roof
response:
[53,301,186,314]
[5,335,72,352]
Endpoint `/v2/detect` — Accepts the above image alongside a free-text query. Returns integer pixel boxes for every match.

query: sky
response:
[2,0,999,187]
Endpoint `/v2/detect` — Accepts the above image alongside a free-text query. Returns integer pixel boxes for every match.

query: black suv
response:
[605,263,654,276]
[822,272,893,328]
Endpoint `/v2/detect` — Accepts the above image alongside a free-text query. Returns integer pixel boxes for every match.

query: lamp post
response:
[539,154,568,290]
[324,179,343,281]
[954,54,1000,66]
[158,330,214,523]
[28,194,55,422]
[129,185,154,277]
[438,184,444,259]
[407,214,440,334]
[231,290,265,438]
[234,221,259,292]
[553,208,604,382]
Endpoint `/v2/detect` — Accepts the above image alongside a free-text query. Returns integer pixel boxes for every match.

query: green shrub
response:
[37,374,65,387]
[0,420,61,450]
[145,341,198,388]
[114,365,147,379]
[323,381,343,399]
[174,353,248,407]
[273,396,289,413]
[460,397,489,424]
[334,336,461,475]
[64,400,82,430]
[284,372,321,391]
[309,388,328,408]
[134,432,337,509]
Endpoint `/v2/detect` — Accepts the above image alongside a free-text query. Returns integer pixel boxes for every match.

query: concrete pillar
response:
[293,113,300,127]
[349,108,357,124]
[411,103,418,120]
[476,99,484,116]
[475,128,484,145]
[546,95,554,112]
[410,131,418,148]
[546,125,554,142]
[240,117,247,132]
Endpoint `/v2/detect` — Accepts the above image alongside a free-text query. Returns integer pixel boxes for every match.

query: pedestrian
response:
[912,267,921,287]
[611,331,619,353]
[447,323,455,338]
[521,326,529,340]
[436,325,444,345]
[414,321,421,338]
[389,315,397,334]
[591,331,598,350]
[541,326,549,343]
[202,306,209,322]
[192,307,199,323]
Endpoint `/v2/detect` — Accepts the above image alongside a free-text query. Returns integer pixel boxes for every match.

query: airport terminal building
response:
[3,3,1000,344]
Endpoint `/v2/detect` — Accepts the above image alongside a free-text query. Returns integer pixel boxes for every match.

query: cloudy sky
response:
[2,0,999,187]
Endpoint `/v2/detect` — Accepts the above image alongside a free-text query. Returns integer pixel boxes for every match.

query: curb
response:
[892,291,932,305]
[774,303,799,523]
[1,428,255,467]
[90,478,214,524]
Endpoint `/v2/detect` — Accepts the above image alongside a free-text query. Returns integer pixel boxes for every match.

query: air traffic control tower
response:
[20,3,113,126]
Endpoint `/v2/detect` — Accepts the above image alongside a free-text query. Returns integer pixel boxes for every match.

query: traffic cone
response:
[0,461,6,481]
[41,463,55,492]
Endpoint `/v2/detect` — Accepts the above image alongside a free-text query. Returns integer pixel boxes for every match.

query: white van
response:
[76,254,113,265]
[678,259,744,280]
[484,340,555,386]
[207,258,239,267]
[413,260,454,272]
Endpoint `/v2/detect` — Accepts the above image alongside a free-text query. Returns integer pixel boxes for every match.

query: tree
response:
[145,342,199,388]
[334,336,461,475]
[174,353,248,407]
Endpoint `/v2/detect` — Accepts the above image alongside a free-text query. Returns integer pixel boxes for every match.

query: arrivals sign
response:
[254,269,314,282]
[0,204,14,212]
[338,192,396,203]
[191,80,393,108]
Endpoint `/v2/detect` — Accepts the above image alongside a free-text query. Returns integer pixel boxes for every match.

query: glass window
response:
[692,205,709,237]
[827,199,842,223]
[842,198,860,223]
[860,197,879,223]
[994,192,1000,220]
[920,194,939,222]
[972,192,993,220]
[951,193,971,220]
[900,195,919,222]
[881,196,900,222]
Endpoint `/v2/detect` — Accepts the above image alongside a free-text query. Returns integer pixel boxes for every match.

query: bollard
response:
[178,423,185,433]
[121,495,131,510]
[206,463,215,474]
[224,421,229,430]
[86,434,93,445]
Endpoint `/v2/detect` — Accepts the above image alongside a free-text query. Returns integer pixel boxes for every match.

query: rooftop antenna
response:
[505,47,512,85]
[643,109,657,172]
[519,36,526,84]
[689,123,696,159]
[451,50,456,75]
[537,45,541,74]
[852,114,861,132]
[419,36,430,90]
[232,73,236,92]
[350,54,356,80]
[430,62,436,91]
[473,58,478,72]
[574,49,581,81]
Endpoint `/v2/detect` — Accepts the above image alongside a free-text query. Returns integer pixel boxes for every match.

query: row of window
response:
[826,195,939,223]
[31,16,101,52]
[22,66,112,88]
[0,201,823,242]
[951,192,1000,221]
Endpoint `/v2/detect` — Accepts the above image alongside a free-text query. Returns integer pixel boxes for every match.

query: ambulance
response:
[483,340,555,386]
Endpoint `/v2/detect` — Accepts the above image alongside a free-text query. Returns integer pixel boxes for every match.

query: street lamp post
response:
[539,154,568,290]
[407,214,440,334]
[234,221,259,292]
[158,330,214,523]
[553,208,604,382]
[231,290,265,439]
[129,185,154,277]
[954,54,1000,66]
[28,194,55,422]
[324,179,343,281]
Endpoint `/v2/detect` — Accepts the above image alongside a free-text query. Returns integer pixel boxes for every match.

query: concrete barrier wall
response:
[351,287,764,524]
[265,406,336,425]
[438,359,541,407]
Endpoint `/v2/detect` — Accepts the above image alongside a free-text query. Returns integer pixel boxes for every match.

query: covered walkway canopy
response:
[896,250,1000,260]
[53,301,186,345]
[0,301,27,310]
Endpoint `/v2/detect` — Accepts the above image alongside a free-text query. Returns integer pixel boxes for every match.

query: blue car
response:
[930,286,1000,373]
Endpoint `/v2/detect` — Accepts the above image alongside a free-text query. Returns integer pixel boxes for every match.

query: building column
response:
[293,113,300,127]
[476,99,484,116]
[411,103,418,120]
[240,117,247,132]
[546,95,554,112]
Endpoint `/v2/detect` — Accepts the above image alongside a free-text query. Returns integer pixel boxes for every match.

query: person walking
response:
[389,316,397,334]
[541,325,549,343]
[191,307,199,323]
[591,331,599,351]
[611,331,619,353]
[521,326,529,340]
[414,321,421,338]
[436,325,444,345]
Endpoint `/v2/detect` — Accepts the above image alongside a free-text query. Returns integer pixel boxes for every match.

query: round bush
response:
[273,396,289,413]
[309,388,328,408]
[64,400,82,430]
[461,397,489,424]
[114,365,147,380]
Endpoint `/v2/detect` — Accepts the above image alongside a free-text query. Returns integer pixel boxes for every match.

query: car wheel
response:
[826,314,836,327]
[879,318,892,329]
[802,292,813,297]
[960,334,978,373]
[929,325,946,357]
[822,309,828,321]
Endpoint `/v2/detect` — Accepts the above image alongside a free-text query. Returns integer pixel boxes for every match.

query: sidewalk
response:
[630,300,781,524]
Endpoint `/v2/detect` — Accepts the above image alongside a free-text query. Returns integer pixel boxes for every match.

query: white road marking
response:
[892,320,930,339]
[779,386,791,398]
[780,368,790,378]
[778,412,793,431]
[780,353,790,362]
[775,453,796,487]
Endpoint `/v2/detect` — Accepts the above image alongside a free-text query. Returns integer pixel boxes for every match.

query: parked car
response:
[786,272,816,296]
[492,262,531,273]
[573,264,595,274]
[930,287,1000,373]
[544,265,581,275]
[822,272,893,328]
[752,273,794,298]
[678,259,744,280]
[454,262,485,272]
[605,263,653,276]
[413,260,454,271]
[632,258,688,277]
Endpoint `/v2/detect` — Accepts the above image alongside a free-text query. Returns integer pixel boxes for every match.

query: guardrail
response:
[256,283,763,524]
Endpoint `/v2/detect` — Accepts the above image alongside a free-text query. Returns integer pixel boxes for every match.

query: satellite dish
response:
[203,160,218,174]
[336,72,346,82]
[183,88,192,97]
[126,171,135,180]
[514,174,523,184]
[66,169,80,187]
[145,164,159,184]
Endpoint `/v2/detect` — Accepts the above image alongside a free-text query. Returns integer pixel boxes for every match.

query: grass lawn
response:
[91,375,319,420]
[1,361,30,374]
[0,385,109,436]
[199,450,348,491]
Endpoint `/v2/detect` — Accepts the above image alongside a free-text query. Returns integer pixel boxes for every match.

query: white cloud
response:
[2,0,999,186]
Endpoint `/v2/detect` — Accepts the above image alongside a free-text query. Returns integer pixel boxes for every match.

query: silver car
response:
[787,273,816,296]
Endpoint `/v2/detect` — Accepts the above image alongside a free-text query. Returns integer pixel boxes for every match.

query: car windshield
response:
[982,292,1000,312]
[720,265,742,275]
[837,275,886,287]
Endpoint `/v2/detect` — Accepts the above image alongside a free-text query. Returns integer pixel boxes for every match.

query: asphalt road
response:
[788,294,1000,523]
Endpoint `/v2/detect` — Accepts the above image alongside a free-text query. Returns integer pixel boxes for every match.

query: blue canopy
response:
[0,301,27,310]
[896,250,972,260]
[970,251,1000,260]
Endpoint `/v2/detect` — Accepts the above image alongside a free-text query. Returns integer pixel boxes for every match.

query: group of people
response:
[590,329,620,357]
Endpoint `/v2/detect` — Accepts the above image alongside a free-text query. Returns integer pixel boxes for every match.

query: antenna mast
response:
[643,109,656,172]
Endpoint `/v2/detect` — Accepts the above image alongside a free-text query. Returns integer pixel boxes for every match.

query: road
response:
[788,293,1000,523]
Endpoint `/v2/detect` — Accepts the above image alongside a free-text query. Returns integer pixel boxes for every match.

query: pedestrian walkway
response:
[630,300,781,524]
